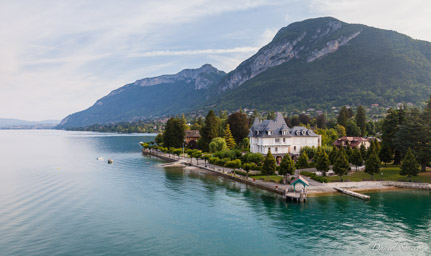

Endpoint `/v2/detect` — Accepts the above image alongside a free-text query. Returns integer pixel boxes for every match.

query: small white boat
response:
[97,157,105,161]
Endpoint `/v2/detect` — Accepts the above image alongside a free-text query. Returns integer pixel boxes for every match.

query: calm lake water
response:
[0,130,430,256]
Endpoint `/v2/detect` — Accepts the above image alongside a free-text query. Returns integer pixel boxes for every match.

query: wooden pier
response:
[334,187,370,200]
[283,190,307,202]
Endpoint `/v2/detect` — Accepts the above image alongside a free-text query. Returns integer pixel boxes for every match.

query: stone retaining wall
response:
[382,181,431,190]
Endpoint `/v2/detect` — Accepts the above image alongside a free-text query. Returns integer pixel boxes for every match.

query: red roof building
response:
[333,137,370,149]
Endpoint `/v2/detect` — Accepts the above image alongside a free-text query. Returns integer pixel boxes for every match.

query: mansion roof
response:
[249,112,318,138]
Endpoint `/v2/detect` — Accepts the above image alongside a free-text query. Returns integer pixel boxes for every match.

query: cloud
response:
[0,0,276,120]
[128,47,260,57]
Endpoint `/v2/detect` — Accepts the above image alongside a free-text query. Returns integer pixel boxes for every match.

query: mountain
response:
[209,17,431,111]
[59,17,431,128]
[58,64,225,128]
[0,118,59,129]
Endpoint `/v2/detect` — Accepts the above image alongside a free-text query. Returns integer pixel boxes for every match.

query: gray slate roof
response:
[249,112,318,138]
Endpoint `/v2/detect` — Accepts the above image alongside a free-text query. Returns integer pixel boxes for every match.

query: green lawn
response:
[327,165,431,183]
[249,175,283,183]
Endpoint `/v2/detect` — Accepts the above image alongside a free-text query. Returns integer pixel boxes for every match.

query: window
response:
[294,146,297,151]
[283,138,286,143]
[275,138,280,143]
[267,131,272,135]
[275,147,278,152]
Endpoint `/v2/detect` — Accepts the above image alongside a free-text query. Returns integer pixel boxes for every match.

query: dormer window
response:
[267,131,272,135]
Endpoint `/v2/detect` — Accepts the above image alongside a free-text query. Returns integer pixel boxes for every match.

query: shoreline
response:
[143,150,430,198]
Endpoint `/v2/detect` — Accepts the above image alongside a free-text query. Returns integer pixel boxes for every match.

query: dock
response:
[283,191,307,202]
[334,187,370,200]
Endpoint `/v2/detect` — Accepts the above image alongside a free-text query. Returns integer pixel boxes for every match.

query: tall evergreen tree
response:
[227,112,249,144]
[394,107,431,172]
[346,120,361,137]
[224,124,236,149]
[400,148,420,177]
[316,114,327,129]
[163,117,185,148]
[355,105,367,137]
[381,108,404,164]
[329,145,338,165]
[316,149,330,176]
[365,150,380,177]
[198,110,219,152]
[337,106,349,127]
[379,142,393,166]
[299,113,311,125]
[345,144,353,159]
[262,149,276,177]
[295,151,309,169]
[360,143,367,160]
[350,148,363,171]
[279,154,296,176]
[333,150,349,179]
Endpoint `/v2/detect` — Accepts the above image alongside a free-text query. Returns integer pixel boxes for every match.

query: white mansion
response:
[249,112,321,160]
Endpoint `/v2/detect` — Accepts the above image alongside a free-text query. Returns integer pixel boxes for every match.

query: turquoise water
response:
[0,130,430,256]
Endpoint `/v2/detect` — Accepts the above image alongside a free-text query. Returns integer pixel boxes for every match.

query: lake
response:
[0,130,430,255]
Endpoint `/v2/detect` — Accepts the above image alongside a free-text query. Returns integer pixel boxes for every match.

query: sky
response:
[1,0,431,121]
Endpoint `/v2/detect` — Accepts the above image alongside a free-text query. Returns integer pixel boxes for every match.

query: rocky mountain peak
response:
[218,17,361,92]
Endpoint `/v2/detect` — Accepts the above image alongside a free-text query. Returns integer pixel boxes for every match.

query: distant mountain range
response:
[0,118,59,129]
[58,17,431,128]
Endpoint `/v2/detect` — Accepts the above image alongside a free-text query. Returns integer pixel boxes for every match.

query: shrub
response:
[301,171,328,183]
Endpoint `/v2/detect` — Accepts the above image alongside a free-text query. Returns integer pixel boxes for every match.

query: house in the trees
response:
[185,130,200,144]
[333,137,370,149]
[249,112,321,163]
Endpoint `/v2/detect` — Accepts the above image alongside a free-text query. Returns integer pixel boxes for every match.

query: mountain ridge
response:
[58,17,431,128]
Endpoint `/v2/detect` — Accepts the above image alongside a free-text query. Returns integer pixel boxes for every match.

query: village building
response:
[333,137,370,149]
[249,112,321,162]
[185,130,200,144]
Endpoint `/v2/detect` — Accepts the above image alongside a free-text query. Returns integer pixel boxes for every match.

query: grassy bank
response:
[327,165,431,183]
[249,175,283,183]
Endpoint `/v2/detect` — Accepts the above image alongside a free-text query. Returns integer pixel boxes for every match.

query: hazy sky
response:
[1,0,431,121]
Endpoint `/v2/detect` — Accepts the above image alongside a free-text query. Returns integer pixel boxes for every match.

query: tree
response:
[329,145,338,165]
[299,113,311,125]
[227,112,249,144]
[316,114,327,129]
[345,144,353,159]
[346,120,361,137]
[379,143,393,166]
[266,111,275,120]
[192,150,202,165]
[350,148,363,171]
[400,148,419,177]
[291,116,300,127]
[333,151,349,179]
[365,150,380,178]
[337,106,349,127]
[382,108,405,164]
[223,124,236,149]
[208,137,228,153]
[335,124,346,137]
[355,105,367,137]
[198,110,219,152]
[279,154,296,176]
[262,149,276,177]
[163,117,185,148]
[224,159,241,175]
[360,144,367,160]
[316,149,330,176]
[243,162,256,178]
[295,151,309,169]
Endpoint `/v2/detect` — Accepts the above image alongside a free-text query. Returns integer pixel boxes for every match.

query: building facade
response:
[249,113,321,160]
